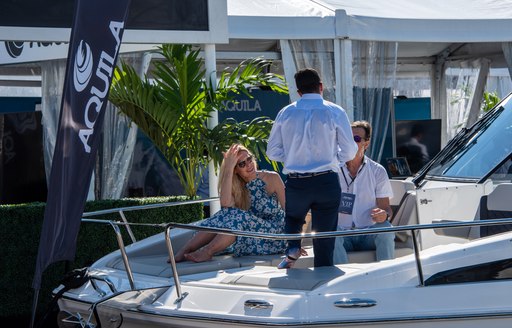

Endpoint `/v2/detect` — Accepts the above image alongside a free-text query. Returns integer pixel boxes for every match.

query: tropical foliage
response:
[481,91,501,113]
[109,44,288,197]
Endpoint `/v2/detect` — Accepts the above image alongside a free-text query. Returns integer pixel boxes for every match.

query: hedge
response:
[0,196,203,320]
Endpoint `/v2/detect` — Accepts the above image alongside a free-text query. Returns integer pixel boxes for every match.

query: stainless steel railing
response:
[80,198,512,302]
[164,217,512,302]
[80,197,220,291]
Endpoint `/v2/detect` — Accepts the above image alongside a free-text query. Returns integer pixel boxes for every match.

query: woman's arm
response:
[262,171,286,209]
[219,144,239,207]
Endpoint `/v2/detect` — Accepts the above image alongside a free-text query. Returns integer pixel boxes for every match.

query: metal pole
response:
[118,210,136,244]
[110,222,136,290]
[411,229,425,286]
[165,226,188,303]
[204,43,220,216]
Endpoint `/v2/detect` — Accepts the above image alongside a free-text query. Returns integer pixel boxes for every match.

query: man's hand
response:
[370,208,388,223]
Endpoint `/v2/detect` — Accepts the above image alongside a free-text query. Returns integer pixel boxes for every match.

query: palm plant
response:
[109,44,288,197]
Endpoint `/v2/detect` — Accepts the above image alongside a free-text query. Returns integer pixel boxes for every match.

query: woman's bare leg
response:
[185,235,236,263]
[171,232,216,263]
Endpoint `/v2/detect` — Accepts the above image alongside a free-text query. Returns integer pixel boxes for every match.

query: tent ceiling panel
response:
[321,0,512,19]
[228,0,333,17]
[345,17,512,43]
[228,16,335,40]
[228,0,512,43]
[397,42,452,58]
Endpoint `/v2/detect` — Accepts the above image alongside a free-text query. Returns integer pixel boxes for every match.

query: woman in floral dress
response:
[174,144,287,262]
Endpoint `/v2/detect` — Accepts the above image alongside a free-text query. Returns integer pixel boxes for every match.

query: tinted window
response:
[426,96,512,180]
[425,258,512,286]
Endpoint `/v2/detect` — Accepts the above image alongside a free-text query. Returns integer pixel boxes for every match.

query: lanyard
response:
[340,162,365,192]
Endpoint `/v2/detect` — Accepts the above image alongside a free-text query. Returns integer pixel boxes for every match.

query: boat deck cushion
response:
[111,244,413,278]
[220,266,346,291]
[161,255,241,276]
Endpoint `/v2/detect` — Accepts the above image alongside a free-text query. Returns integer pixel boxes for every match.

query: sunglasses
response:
[354,135,367,143]
[237,155,254,168]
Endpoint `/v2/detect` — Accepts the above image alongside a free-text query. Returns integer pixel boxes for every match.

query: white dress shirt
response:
[267,93,357,174]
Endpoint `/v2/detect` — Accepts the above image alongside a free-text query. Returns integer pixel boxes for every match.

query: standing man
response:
[334,120,395,264]
[267,68,358,268]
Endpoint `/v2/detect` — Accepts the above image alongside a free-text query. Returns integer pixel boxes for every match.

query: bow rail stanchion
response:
[82,197,221,244]
[165,224,188,303]
[410,229,424,286]
[82,218,136,290]
[80,197,221,294]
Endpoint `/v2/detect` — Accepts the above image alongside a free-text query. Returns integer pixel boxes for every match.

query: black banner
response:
[32,0,131,289]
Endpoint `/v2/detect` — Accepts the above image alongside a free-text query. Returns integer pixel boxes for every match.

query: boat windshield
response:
[423,94,512,182]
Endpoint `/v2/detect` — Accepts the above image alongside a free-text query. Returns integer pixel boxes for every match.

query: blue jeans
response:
[333,221,395,264]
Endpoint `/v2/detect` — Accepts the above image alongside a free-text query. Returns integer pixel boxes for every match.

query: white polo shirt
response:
[338,156,393,229]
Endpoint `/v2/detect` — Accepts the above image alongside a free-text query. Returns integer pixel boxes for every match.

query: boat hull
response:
[94,309,512,328]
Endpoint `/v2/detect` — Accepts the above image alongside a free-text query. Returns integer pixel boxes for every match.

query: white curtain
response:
[485,68,512,99]
[352,41,398,162]
[444,58,490,141]
[40,59,66,182]
[39,53,145,200]
[394,74,432,98]
[98,53,149,199]
[99,103,138,199]
[502,42,512,83]
[280,39,335,103]
[280,39,397,162]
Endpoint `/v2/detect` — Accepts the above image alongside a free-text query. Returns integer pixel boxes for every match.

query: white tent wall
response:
[502,43,512,88]
[281,38,392,159]
[443,60,490,143]
[351,41,397,162]
[486,68,512,99]
[39,54,147,201]
[99,53,151,200]
[40,59,65,183]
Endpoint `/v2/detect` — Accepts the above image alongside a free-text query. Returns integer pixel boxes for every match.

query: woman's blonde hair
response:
[218,144,255,210]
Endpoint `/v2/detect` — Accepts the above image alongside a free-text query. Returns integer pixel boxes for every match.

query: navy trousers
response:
[284,172,341,267]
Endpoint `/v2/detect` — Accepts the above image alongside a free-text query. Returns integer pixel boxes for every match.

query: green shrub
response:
[0,196,203,318]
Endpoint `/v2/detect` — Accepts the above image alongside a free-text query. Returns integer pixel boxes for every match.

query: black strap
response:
[340,163,365,192]
[35,267,90,328]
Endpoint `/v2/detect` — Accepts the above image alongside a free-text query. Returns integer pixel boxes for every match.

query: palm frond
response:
[109,44,289,197]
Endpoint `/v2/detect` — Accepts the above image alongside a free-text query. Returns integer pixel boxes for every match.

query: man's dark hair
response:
[352,120,372,140]
[294,68,321,94]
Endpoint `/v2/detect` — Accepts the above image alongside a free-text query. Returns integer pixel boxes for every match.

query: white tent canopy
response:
[229,0,512,43]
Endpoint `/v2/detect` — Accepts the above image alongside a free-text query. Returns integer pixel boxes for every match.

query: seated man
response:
[334,120,395,264]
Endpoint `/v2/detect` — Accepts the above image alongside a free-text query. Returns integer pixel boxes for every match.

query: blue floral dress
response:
[200,174,286,256]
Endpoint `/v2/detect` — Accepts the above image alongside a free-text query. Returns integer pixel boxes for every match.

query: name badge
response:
[339,192,356,214]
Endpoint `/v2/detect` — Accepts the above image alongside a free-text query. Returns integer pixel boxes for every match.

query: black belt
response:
[287,170,334,178]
